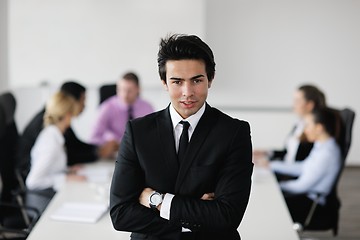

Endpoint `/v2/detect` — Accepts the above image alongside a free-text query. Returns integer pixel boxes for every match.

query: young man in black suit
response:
[110,34,253,240]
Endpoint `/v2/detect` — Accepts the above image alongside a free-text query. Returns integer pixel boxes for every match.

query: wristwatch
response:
[149,191,164,210]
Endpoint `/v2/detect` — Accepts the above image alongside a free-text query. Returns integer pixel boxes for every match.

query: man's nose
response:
[182,82,194,97]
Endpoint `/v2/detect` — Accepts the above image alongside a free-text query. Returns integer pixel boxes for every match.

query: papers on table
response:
[77,166,112,183]
[50,202,108,223]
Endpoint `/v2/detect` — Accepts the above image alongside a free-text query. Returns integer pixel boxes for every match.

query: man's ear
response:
[161,80,168,91]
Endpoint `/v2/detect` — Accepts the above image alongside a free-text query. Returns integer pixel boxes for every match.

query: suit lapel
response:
[175,104,217,192]
[156,107,180,182]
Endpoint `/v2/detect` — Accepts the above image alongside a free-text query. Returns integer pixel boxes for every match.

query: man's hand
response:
[201,193,215,200]
[252,150,270,167]
[66,173,86,182]
[97,140,119,159]
[68,164,84,174]
[139,187,154,208]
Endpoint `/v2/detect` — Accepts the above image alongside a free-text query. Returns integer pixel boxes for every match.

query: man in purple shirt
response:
[90,72,154,150]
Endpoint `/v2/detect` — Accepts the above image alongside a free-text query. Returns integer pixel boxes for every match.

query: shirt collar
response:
[314,137,336,149]
[169,103,206,131]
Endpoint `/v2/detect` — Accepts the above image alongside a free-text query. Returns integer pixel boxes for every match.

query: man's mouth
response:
[180,100,196,108]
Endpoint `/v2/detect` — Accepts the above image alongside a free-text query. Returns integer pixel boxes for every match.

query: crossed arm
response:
[139,187,214,210]
[109,121,253,236]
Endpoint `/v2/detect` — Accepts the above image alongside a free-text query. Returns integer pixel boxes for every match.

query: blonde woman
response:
[26,91,86,192]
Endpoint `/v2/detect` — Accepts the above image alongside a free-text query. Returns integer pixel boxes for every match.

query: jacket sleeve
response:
[270,149,287,160]
[169,121,253,232]
[109,122,181,237]
[64,127,98,165]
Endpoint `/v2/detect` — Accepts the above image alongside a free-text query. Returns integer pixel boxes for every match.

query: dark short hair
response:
[312,107,341,141]
[157,34,216,82]
[60,81,86,101]
[122,72,139,87]
[298,84,326,110]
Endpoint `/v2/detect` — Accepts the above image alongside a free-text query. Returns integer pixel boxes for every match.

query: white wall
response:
[5,1,360,165]
[8,0,205,88]
[0,0,8,91]
[8,0,206,144]
[206,0,360,165]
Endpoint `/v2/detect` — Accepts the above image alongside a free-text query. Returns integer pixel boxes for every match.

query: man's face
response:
[162,59,212,119]
[117,79,139,105]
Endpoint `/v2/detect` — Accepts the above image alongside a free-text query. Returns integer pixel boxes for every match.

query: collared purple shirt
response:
[90,95,154,145]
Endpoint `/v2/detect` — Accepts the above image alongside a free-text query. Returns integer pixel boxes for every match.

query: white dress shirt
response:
[26,125,67,191]
[271,137,341,204]
[283,119,304,163]
[160,103,206,230]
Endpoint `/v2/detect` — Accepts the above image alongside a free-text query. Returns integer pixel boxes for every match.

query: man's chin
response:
[181,108,200,118]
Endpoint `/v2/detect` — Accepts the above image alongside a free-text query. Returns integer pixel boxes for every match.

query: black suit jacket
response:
[110,104,253,240]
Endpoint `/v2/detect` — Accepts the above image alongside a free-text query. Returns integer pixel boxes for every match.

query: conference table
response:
[27,161,299,240]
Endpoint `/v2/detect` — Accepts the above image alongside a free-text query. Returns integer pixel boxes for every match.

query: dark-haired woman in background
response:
[254,84,327,164]
[270,107,342,223]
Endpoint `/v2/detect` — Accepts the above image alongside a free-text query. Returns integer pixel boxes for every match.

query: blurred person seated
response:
[254,84,326,164]
[90,72,154,150]
[17,81,117,179]
[270,107,342,224]
[26,91,86,193]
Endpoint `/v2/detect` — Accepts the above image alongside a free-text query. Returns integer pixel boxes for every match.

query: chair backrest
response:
[99,84,117,104]
[327,107,355,199]
[0,92,16,125]
[338,108,356,161]
[0,92,19,202]
[0,103,6,138]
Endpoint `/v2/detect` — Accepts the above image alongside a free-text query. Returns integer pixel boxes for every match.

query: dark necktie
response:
[128,105,133,121]
[178,121,190,163]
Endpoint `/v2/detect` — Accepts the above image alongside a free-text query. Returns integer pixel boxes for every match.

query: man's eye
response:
[173,81,181,85]
[193,79,202,84]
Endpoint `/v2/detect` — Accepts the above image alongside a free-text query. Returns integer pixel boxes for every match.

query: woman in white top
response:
[26,91,86,192]
[271,107,342,224]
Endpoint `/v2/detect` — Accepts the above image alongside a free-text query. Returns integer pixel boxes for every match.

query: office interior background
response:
[1,0,359,166]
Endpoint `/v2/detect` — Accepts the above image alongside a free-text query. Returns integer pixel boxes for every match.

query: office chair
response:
[0,102,5,137]
[294,107,355,236]
[0,92,40,239]
[0,91,55,199]
[99,84,116,104]
[0,92,19,203]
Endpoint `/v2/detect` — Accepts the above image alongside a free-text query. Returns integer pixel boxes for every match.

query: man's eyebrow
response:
[190,74,205,80]
[169,75,205,81]
[169,77,183,81]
